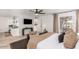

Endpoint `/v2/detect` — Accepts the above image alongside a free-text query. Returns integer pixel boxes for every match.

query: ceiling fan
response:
[30,9,45,15]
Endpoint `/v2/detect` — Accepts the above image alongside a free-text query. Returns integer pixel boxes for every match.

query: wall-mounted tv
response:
[24,19,32,24]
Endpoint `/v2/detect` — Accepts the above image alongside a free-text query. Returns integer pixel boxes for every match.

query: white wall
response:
[18,14,34,36]
[16,14,54,36]
[0,16,10,32]
[9,14,34,36]
[58,11,77,33]
[38,14,54,32]
[9,13,54,36]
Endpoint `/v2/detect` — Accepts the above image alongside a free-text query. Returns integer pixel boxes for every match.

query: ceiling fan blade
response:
[39,10,43,13]
[29,10,35,12]
[39,13,45,14]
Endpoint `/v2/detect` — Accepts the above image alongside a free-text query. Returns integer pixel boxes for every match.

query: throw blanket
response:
[27,32,53,49]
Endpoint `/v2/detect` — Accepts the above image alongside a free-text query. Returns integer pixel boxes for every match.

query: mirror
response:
[60,16,72,33]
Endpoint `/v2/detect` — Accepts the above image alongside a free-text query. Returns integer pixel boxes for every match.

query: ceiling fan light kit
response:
[35,13,39,15]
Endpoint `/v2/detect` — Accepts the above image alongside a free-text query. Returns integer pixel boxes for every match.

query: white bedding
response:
[36,33,79,49]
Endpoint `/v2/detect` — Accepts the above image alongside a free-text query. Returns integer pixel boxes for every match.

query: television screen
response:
[24,19,32,24]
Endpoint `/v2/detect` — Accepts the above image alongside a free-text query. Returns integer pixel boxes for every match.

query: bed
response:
[37,33,79,49]
[27,32,79,49]
[27,32,53,49]
[36,33,64,49]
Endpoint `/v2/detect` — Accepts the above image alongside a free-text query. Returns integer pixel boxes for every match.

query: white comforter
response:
[36,33,79,49]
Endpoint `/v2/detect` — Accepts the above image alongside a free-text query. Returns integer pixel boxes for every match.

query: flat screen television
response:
[24,19,32,24]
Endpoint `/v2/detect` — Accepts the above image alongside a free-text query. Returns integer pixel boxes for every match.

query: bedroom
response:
[0,9,79,49]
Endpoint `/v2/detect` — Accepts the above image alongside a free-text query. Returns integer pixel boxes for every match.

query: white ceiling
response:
[0,9,75,17]
[43,9,75,13]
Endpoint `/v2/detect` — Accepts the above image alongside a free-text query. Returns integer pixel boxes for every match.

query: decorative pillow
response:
[64,30,78,49]
[58,32,65,43]
[39,31,48,35]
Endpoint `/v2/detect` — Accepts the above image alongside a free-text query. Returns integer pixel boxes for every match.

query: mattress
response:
[36,33,79,49]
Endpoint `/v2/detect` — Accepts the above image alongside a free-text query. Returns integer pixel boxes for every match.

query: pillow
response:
[58,32,65,43]
[64,30,78,49]
[39,31,48,35]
